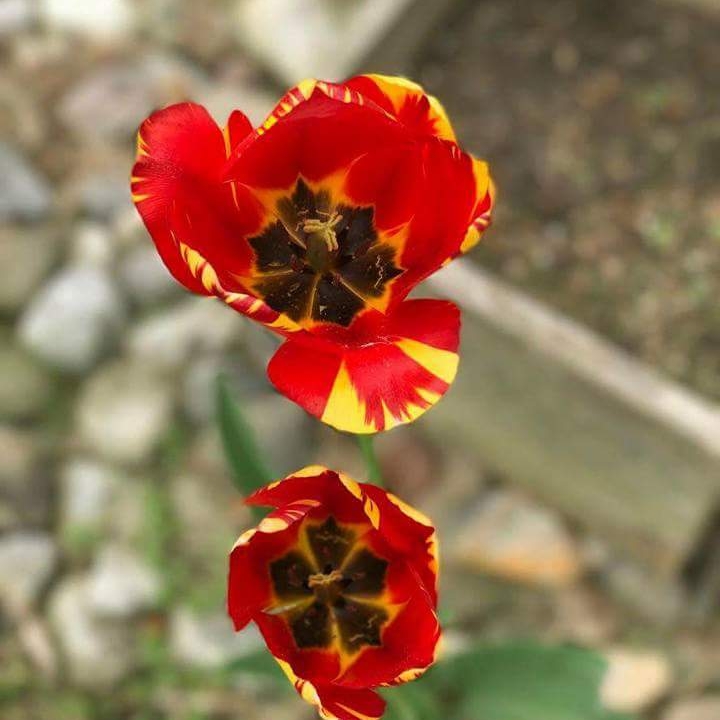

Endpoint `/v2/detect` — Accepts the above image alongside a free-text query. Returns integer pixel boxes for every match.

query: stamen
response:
[308,569,344,589]
[301,211,342,252]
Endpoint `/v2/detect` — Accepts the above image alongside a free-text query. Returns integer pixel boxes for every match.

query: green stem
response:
[357,434,384,487]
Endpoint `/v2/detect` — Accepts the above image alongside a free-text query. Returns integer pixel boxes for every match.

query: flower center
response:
[307,568,345,605]
[268,516,390,654]
[248,178,403,326]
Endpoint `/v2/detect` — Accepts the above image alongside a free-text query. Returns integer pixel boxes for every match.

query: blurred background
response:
[1,0,719,719]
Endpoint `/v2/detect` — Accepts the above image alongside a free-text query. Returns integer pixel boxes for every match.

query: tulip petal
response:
[277,659,386,720]
[228,499,319,631]
[131,102,263,297]
[345,73,457,142]
[267,299,460,433]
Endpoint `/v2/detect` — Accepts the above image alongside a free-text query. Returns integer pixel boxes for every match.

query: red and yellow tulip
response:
[227,466,440,720]
[131,74,494,433]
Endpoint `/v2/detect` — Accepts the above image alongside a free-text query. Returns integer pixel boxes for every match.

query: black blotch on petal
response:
[335,205,377,257]
[307,517,356,571]
[342,548,388,596]
[312,275,365,326]
[253,272,316,321]
[270,551,314,599]
[249,221,301,271]
[338,243,403,298]
[290,601,333,649]
[334,599,388,653]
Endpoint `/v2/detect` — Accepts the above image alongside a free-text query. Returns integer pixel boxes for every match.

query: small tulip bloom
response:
[228,466,440,720]
[131,75,494,433]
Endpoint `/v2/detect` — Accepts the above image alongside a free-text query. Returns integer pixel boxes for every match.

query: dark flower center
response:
[268,516,390,654]
[248,179,403,326]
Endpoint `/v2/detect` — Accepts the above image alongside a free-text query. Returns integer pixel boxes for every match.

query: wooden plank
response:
[425,261,720,578]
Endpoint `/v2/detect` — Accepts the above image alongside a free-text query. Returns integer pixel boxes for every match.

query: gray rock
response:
[170,606,262,669]
[0,532,57,613]
[48,575,135,686]
[127,297,242,370]
[118,244,180,306]
[38,0,134,39]
[0,343,52,421]
[87,544,161,618]
[58,54,205,142]
[0,143,51,221]
[60,458,119,538]
[70,170,131,220]
[236,0,413,84]
[452,489,583,587]
[76,360,173,465]
[664,697,720,720]
[19,264,125,373]
[0,0,35,36]
[0,226,58,312]
[70,222,114,268]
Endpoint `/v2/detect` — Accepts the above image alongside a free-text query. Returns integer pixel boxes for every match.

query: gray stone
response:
[118,244,180,306]
[19,264,125,373]
[0,143,51,221]
[0,226,58,312]
[87,544,161,618]
[170,606,262,668]
[58,55,205,142]
[663,697,720,720]
[0,0,34,36]
[70,170,131,220]
[60,458,118,537]
[235,0,414,84]
[76,360,173,465]
[127,297,242,370]
[39,0,134,38]
[70,222,114,268]
[0,342,52,421]
[452,489,583,587]
[0,532,57,613]
[48,575,135,686]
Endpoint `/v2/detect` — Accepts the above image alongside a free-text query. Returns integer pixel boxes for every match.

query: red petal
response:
[361,484,438,605]
[227,499,318,631]
[131,102,224,294]
[226,84,407,190]
[267,299,460,433]
[278,659,386,720]
[131,102,263,296]
[246,468,373,527]
[339,583,440,689]
[345,74,457,143]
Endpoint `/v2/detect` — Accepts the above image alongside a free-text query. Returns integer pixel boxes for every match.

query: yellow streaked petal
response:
[291,465,330,479]
[394,339,459,384]
[321,362,375,434]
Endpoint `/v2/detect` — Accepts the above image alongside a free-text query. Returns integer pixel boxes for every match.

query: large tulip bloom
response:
[131,75,494,433]
[228,466,440,720]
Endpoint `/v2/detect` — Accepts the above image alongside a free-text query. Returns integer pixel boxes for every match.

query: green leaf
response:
[384,678,442,720]
[215,374,273,510]
[427,641,635,720]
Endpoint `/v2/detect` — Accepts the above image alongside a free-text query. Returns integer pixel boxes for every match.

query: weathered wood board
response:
[426,262,720,580]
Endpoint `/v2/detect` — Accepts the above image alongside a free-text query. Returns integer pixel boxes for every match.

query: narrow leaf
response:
[216,375,273,510]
